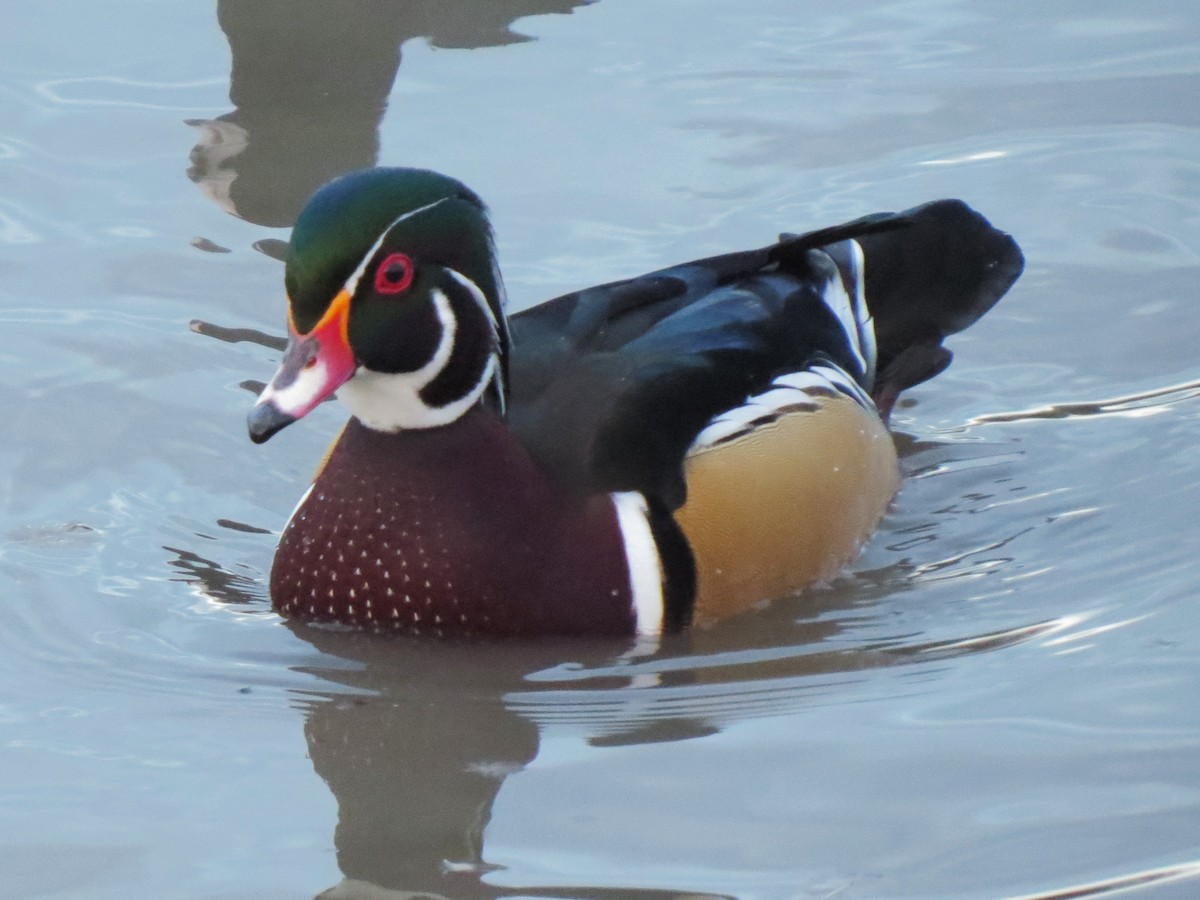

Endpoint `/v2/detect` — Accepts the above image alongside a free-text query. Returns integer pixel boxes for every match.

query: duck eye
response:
[374,252,414,295]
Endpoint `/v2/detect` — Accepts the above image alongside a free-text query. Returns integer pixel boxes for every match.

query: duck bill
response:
[247,290,356,444]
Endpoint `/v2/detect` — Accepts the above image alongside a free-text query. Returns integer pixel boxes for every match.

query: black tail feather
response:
[773,211,912,262]
[821,200,1023,413]
[857,199,1023,370]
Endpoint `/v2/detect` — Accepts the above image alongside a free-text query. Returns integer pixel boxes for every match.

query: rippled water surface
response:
[2,1,1199,897]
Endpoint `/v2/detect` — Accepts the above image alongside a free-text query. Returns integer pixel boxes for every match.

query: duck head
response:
[247,167,508,443]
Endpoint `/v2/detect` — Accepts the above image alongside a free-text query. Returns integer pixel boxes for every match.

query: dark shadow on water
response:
[189,318,286,352]
[189,0,594,228]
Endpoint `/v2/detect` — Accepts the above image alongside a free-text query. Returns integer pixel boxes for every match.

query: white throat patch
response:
[338,289,497,431]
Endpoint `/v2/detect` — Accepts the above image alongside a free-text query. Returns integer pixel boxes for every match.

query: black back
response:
[507,200,1023,507]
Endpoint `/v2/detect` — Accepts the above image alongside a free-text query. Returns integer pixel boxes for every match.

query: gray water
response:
[1,1,1199,897]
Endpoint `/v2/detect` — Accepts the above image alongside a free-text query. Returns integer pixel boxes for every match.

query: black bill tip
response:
[247,401,296,444]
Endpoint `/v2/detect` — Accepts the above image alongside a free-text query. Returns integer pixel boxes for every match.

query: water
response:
[1,1,1199,897]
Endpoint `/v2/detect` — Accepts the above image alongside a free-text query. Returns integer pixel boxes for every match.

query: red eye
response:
[374,252,414,295]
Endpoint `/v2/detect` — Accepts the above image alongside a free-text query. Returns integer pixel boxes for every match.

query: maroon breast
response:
[269,410,639,636]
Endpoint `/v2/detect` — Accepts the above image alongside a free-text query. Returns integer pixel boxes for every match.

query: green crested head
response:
[247,167,511,443]
[285,167,505,335]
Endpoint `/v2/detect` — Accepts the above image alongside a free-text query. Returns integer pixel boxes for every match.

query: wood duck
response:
[247,167,1023,637]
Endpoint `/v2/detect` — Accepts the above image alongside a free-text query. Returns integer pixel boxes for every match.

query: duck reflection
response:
[189,0,592,227]
[291,626,714,898]
[283,588,895,899]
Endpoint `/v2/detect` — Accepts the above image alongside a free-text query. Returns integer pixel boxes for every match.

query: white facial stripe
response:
[444,267,507,413]
[438,353,498,422]
[487,231,512,347]
[444,268,498,337]
[341,198,452,299]
[610,491,665,636]
[418,289,457,381]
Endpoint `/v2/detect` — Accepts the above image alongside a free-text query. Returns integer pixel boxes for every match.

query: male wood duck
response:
[247,167,1022,637]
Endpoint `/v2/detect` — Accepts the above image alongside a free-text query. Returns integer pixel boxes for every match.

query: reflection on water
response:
[965,377,1200,425]
[189,0,592,227]
[296,631,541,897]
[288,614,999,898]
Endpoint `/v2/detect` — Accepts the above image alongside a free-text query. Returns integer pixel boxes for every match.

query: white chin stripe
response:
[445,268,500,337]
[611,491,665,636]
[337,290,497,431]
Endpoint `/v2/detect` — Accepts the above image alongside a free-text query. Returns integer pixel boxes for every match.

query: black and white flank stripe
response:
[691,241,878,453]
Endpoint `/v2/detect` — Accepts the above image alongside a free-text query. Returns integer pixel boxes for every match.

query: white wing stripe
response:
[819,272,867,377]
[848,239,877,383]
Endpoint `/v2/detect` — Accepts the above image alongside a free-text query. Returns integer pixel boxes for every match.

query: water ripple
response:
[33,76,225,112]
[965,376,1200,426]
[1007,858,1200,899]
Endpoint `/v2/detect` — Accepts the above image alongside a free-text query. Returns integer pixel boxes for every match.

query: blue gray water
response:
[1,1,1199,897]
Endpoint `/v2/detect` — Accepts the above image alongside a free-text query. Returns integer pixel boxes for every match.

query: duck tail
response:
[813,199,1024,419]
